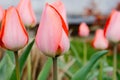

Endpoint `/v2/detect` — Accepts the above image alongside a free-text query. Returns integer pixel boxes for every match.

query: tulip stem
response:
[27,54,31,80]
[99,58,103,80]
[14,51,20,80]
[113,44,117,80]
[83,40,87,65]
[53,57,57,80]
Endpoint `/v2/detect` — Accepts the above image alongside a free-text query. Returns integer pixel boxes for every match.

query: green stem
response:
[99,58,103,80]
[53,57,57,80]
[83,41,87,65]
[27,54,31,80]
[14,51,20,80]
[113,44,117,80]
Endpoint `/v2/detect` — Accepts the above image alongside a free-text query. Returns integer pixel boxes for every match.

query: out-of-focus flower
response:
[0,7,29,51]
[78,22,90,37]
[35,1,69,57]
[104,10,120,43]
[17,0,36,27]
[0,6,4,23]
[92,29,108,50]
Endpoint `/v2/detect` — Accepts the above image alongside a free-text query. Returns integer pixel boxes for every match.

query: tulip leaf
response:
[37,57,52,80]
[0,52,15,80]
[70,43,82,64]
[71,50,108,80]
[10,39,35,80]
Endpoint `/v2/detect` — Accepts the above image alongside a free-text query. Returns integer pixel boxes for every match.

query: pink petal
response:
[36,3,62,57]
[17,0,36,27]
[1,7,28,51]
[93,29,108,50]
[104,10,120,43]
[59,29,70,54]
[78,22,90,37]
[51,0,68,29]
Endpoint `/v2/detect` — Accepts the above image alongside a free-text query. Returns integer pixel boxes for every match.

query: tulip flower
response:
[104,10,120,43]
[92,29,108,50]
[0,6,4,22]
[78,22,89,64]
[92,29,108,80]
[35,1,69,80]
[0,6,29,51]
[17,0,36,27]
[36,3,69,57]
[0,6,29,80]
[78,22,90,37]
[104,9,120,80]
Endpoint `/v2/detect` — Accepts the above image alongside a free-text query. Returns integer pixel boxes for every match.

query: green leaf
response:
[10,39,35,80]
[37,57,52,80]
[71,50,108,80]
[0,53,15,80]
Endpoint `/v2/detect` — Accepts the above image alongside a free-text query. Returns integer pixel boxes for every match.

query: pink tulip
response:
[0,7,29,51]
[35,2,69,57]
[0,6,4,22]
[78,22,90,37]
[17,0,36,27]
[104,10,120,43]
[92,29,108,50]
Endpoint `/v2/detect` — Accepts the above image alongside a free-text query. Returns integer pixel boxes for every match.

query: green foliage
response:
[37,57,52,80]
[71,50,108,80]
[0,52,14,80]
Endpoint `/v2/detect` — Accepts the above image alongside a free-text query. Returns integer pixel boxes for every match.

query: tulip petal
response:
[59,29,70,54]
[17,0,36,27]
[1,7,28,51]
[51,0,68,29]
[36,3,62,57]
[49,4,68,36]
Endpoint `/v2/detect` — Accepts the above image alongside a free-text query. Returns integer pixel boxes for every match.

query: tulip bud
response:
[93,29,108,50]
[35,1,69,57]
[104,10,120,43]
[17,0,36,27]
[78,22,90,37]
[0,7,29,51]
[0,6,4,23]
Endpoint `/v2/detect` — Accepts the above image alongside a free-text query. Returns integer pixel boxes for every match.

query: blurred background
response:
[0,0,120,80]
[0,0,120,24]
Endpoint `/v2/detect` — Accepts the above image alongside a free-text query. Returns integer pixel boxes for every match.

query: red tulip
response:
[0,6,4,22]
[78,22,90,37]
[17,0,36,27]
[35,2,69,57]
[93,29,108,50]
[104,10,120,43]
[0,7,29,51]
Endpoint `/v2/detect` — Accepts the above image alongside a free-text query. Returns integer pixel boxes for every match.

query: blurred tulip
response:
[0,6,29,51]
[104,10,120,43]
[0,6,4,22]
[17,0,36,27]
[36,2,69,57]
[92,29,108,50]
[78,22,90,37]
